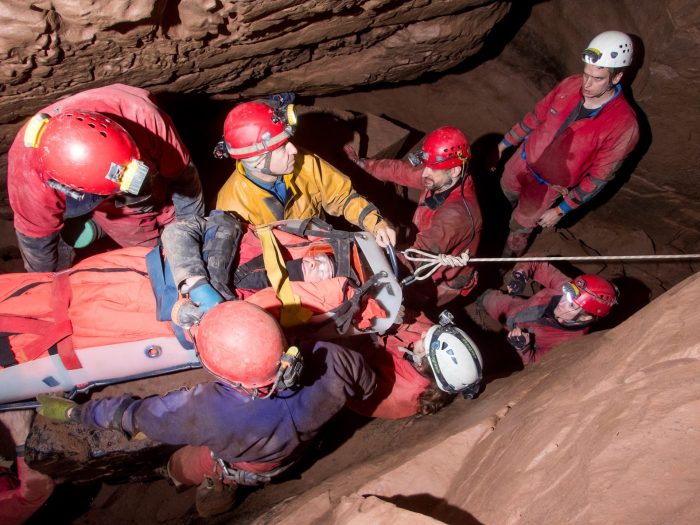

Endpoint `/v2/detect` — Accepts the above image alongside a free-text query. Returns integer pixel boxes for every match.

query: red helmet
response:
[563,275,618,317]
[23,111,149,195]
[195,301,287,388]
[223,101,296,159]
[421,127,471,169]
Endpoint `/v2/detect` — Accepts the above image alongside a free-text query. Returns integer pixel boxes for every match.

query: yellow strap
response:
[257,225,312,327]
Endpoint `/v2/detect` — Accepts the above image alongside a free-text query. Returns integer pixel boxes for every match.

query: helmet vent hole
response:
[99,131,107,138]
[88,123,96,128]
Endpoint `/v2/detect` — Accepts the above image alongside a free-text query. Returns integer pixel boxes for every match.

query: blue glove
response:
[189,281,224,314]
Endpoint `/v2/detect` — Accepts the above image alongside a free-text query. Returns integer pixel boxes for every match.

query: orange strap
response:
[4,271,81,369]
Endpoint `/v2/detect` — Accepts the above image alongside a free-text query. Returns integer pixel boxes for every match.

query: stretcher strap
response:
[257,225,312,328]
[1,272,80,368]
[51,272,81,370]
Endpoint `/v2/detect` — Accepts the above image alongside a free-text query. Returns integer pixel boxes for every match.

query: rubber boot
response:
[195,476,236,518]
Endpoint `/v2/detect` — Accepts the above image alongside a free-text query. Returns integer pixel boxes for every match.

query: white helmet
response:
[582,30,633,68]
[424,323,483,398]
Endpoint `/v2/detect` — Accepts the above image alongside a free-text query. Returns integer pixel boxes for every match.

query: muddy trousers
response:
[501,150,562,257]
[166,445,279,488]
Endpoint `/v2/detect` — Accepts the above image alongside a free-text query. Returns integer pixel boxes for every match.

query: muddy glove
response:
[506,270,528,296]
[189,281,224,314]
[36,394,78,422]
[507,328,531,351]
[172,298,205,329]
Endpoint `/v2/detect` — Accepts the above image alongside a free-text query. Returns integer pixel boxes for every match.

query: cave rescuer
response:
[157,212,336,316]
[0,410,55,525]
[8,83,204,272]
[495,30,639,257]
[214,97,396,248]
[345,126,482,307]
[34,301,377,518]
[346,310,483,419]
[476,262,618,365]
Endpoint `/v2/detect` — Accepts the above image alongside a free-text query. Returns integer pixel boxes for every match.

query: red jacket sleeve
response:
[361,159,425,190]
[513,261,570,291]
[503,81,563,147]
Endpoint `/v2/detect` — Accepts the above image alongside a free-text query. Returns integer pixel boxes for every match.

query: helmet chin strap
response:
[259,152,275,176]
[588,80,616,99]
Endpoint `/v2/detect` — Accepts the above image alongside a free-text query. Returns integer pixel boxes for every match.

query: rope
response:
[401,248,700,282]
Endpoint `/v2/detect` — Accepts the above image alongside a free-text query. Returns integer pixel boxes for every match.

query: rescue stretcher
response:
[0,220,402,408]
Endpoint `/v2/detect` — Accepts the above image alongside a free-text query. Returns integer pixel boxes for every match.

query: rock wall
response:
[0,0,509,134]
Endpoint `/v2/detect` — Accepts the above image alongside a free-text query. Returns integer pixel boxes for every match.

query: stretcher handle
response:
[385,244,400,279]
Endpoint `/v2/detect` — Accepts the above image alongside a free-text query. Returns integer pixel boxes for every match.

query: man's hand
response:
[189,281,224,314]
[507,328,531,351]
[0,410,34,445]
[374,225,397,248]
[343,144,361,165]
[537,207,564,228]
[36,394,77,422]
[505,270,528,296]
[497,141,508,160]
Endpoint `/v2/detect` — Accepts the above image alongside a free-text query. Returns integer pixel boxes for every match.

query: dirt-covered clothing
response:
[74,342,376,468]
[479,262,590,364]
[0,456,55,525]
[216,151,387,234]
[362,159,482,305]
[346,313,433,419]
[8,84,204,272]
[502,75,638,232]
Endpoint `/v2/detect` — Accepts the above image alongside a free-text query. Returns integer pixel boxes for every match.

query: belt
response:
[520,149,550,186]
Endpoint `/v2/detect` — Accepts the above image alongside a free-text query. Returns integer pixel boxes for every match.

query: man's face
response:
[421,166,458,192]
[410,334,432,375]
[581,63,615,99]
[553,295,594,325]
[266,141,297,175]
[301,253,334,282]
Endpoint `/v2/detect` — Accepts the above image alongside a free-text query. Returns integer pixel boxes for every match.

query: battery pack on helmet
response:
[23,113,51,148]
[112,160,149,195]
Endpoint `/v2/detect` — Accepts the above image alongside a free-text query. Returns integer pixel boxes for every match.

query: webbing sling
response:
[0,272,81,369]
[257,225,312,328]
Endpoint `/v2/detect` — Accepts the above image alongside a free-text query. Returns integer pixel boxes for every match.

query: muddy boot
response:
[195,476,237,518]
[503,231,530,259]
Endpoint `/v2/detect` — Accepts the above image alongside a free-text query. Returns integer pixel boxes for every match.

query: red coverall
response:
[346,313,433,419]
[362,159,482,306]
[478,262,589,365]
[8,84,204,272]
[0,457,54,525]
[501,75,639,254]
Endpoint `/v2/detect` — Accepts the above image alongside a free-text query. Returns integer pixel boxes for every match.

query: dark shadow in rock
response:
[156,92,237,210]
[371,493,484,525]
[26,481,101,525]
[469,132,516,286]
[596,275,651,332]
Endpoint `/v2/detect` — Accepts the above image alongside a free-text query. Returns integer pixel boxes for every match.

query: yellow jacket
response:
[216,150,386,233]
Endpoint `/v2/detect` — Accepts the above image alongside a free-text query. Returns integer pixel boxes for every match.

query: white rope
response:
[401,248,700,281]
[402,248,471,281]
